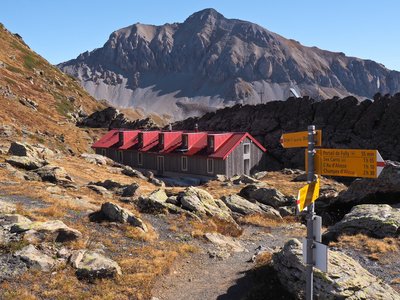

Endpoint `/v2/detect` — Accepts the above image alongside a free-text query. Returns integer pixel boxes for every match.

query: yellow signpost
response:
[306,148,385,178]
[280,130,322,148]
[297,178,320,212]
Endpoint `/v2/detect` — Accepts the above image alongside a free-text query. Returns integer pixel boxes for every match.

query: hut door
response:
[244,159,250,175]
[157,156,165,175]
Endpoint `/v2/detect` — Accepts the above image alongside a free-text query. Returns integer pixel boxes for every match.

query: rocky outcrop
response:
[6,156,46,170]
[14,245,55,272]
[272,239,400,299]
[59,9,400,120]
[333,161,400,206]
[11,220,82,243]
[323,204,400,242]
[221,194,264,215]
[80,153,112,165]
[204,232,245,253]
[77,106,160,129]
[97,202,148,232]
[173,93,400,169]
[34,165,75,187]
[69,249,122,280]
[240,185,294,208]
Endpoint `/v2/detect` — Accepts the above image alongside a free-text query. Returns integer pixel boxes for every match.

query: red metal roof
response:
[209,132,267,159]
[92,130,119,148]
[159,132,183,154]
[93,130,266,160]
[118,131,140,150]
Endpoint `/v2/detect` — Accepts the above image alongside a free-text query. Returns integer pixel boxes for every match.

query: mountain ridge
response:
[59,8,400,119]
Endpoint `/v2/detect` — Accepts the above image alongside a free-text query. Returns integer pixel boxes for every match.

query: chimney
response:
[118,131,124,146]
[194,123,199,132]
[168,124,172,131]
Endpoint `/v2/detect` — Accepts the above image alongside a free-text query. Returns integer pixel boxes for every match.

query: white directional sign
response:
[303,239,328,273]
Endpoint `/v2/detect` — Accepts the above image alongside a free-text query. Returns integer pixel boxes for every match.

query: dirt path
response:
[152,224,305,300]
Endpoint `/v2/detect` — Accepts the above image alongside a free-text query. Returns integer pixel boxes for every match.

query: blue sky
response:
[1,0,399,71]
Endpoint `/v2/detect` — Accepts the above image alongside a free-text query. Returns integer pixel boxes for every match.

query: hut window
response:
[207,158,214,174]
[181,156,188,171]
[138,152,143,166]
[244,143,250,154]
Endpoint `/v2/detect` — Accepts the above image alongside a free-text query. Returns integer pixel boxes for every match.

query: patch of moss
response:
[0,240,29,254]
[23,53,40,70]
[5,64,23,74]
[4,77,17,85]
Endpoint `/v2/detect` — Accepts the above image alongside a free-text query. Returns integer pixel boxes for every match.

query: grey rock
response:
[221,194,264,215]
[69,249,122,280]
[233,174,261,185]
[204,232,246,253]
[258,204,283,219]
[247,187,292,208]
[149,177,165,187]
[121,183,140,197]
[6,156,46,170]
[11,220,82,243]
[99,202,147,232]
[15,245,55,272]
[121,166,147,180]
[34,165,74,186]
[80,153,112,165]
[278,206,296,217]
[87,184,111,196]
[272,238,400,299]
[323,204,400,242]
[252,171,268,180]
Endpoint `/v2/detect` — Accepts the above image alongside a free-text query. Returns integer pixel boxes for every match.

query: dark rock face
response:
[59,9,400,119]
[78,107,159,129]
[173,93,400,169]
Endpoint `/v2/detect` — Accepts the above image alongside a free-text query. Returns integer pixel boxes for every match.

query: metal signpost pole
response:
[306,125,316,300]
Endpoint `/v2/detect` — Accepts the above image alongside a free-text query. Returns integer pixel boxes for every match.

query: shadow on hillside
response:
[217,264,295,300]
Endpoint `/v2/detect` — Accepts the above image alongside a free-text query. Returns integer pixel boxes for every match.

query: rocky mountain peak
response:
[59,9,400,120]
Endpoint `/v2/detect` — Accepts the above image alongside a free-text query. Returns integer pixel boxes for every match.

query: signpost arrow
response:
[280,130,322,148]
[297,178,320,213]
[306,148,386,178]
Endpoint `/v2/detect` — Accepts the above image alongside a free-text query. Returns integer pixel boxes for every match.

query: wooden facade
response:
[93,130,266,178]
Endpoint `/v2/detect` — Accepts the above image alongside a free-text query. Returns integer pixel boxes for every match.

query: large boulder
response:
[11,220,82,243]
[332,161,400,207]
[8,142,36,157]
[221,194,264,215]
[6,156,46,170]
[99,202,147,232]
[34,165,75,186]
[8,141,54,160]
[243,186,293,208]
[135,189,191,216]
[80,153,112,165]
[14,245,55,272]
[323,204,400,242]
[273,239,400,299]
[204,232,246,253]
[233,174,261,185]
[121,166,147,180]
[69,249,122,280]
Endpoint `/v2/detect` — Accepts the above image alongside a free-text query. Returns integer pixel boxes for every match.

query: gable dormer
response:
[118,130,140,149]
[159,131,182,151]
[138,131,160,150]
[182,132,208,150]
[207,133,232,153]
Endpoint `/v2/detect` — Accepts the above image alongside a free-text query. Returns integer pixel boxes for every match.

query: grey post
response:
[306,125,316,300]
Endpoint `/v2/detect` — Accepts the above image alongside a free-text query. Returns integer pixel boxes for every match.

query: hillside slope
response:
[59,8,400,119]
[0,23,106,154]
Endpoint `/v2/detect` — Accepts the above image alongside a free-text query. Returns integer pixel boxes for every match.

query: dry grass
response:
[254,251,273,268]
[0,241,197,300]
[237,213,295,228]
[331,234,399,260]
